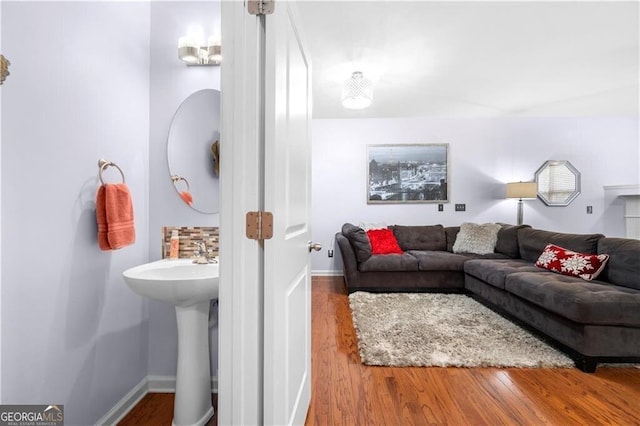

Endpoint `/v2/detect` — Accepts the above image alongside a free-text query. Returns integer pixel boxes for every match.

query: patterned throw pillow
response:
[366,229,404,255]
[452,222,502,255]
[535,243,609,281]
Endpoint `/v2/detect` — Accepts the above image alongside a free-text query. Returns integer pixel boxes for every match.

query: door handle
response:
[308,241,322,252]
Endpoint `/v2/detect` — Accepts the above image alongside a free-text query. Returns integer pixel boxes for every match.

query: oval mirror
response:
[535,160,581,206]
[167,89,221,214]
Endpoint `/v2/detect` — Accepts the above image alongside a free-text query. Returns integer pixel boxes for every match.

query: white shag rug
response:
[348,292,575,368]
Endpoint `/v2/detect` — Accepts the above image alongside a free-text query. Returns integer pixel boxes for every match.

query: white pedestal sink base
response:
[172,300,214,426]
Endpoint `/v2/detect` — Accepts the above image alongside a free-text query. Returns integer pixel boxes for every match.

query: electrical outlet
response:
[587,206,593,214]
[438,204,444,212]
[455,204,466,212]
[328,249,334,258]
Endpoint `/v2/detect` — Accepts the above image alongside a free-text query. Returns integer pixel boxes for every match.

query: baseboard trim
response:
[96,375,218,425]
[311,270,342,277]
[147,375,178,393]
[96,377,148,426]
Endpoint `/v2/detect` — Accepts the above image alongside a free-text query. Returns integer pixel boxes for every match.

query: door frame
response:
[218,2,263,424]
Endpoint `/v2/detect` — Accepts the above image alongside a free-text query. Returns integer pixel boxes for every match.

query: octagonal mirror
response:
[535,160,581,206]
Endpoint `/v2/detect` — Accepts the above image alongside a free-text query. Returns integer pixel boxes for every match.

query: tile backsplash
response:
[161,226,219,259]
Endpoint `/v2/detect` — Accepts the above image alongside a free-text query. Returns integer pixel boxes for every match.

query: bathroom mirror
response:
[167,89,221,214]
[535,160,581,206]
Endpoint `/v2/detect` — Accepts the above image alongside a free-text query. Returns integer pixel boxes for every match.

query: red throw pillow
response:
[535,243,609,281]
[366,229,404,255]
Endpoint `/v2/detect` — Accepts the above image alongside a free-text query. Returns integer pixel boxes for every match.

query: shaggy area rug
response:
[348,292,574,368]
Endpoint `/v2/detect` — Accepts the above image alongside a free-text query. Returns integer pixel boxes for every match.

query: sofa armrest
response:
[336,232,360,289]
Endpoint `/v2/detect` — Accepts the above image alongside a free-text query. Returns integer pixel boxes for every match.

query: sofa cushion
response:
[535,243,609,281]
[495,224,530,258]
[393,225,446,251]
[505,271,640,327]
[408,250,509,272]
[367,228,404,254]
[341,223,372,262]
[445,226,459,253]
[597,237,640,290]
[453,222,502,254]
[358,253,419,272]
[517,228,603,263]
[464,258,542,290]
[407,250,469,271]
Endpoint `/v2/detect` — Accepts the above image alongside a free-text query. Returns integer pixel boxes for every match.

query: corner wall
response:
[1,3,150,424]
[311,116,639,274]
[148,1,221,378]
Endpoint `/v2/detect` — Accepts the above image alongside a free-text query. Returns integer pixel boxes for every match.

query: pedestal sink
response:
[123,259,218,426]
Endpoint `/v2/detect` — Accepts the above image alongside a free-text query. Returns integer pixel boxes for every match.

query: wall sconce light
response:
[1,55,10,85]
[341,71,373,109]
[505,181,538,225]
[178,29,221,66]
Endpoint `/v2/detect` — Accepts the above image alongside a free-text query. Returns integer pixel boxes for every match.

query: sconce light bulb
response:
[178,36,190,48]
[208,35,221,47]
[186,25,205,49]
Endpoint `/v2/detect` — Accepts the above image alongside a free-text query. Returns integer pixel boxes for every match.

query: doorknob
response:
[308,241,322,252]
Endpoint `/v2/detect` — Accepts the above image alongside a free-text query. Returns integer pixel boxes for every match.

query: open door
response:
[263,2,313,425]
[219,1,312,425]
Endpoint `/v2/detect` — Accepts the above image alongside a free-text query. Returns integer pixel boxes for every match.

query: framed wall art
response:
[367,144,449,204]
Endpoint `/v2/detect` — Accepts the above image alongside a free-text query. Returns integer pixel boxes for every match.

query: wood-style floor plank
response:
[306,276,640,426]
[117,393,216,426]
[119,276,640,425]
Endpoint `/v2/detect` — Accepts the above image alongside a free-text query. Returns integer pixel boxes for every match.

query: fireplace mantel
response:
[604,185,640,239]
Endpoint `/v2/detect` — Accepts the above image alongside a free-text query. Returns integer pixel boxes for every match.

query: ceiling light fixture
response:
[178,27,221,66]
[341,71,372,109]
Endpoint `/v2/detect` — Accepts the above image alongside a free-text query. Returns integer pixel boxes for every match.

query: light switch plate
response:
[455,204,466,212]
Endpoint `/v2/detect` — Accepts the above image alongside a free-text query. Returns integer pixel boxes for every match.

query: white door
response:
[263,2,313,425]
[219,1,311,424]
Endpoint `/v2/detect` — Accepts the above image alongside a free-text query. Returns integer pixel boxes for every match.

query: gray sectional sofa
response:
[336,223,640,372]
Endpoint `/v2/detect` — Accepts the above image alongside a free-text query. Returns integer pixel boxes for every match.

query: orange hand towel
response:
[96,183,135,250]
[96,185,110,250]
[179,191,193,206]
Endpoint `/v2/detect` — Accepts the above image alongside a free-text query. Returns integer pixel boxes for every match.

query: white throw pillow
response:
[452,222,502,255]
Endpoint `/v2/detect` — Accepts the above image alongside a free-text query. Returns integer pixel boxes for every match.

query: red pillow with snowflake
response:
[535,243,609,281]
[366,229,404,255]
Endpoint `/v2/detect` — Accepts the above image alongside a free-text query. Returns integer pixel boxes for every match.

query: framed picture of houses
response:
[367,143,449,204]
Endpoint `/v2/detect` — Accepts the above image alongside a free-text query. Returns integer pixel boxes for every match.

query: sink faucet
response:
[193,241,217,264]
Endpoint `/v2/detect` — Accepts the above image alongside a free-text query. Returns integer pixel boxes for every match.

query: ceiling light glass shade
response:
[342,71,373,109]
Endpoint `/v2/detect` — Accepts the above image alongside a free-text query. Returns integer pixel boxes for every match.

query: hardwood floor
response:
[306,276,640,426]
[118,393,217,425]
[119,276,640,425]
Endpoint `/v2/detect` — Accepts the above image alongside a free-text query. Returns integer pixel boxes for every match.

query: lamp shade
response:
[506,182,537,199]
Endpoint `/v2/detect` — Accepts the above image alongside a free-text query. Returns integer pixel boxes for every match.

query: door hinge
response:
[248,0,274,15]
[246,211,274,240]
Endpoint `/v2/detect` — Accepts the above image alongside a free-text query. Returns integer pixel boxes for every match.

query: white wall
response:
[1,3,150,425]
[148,1,221,378]
[0,0,4,403]
[311,116,639,274]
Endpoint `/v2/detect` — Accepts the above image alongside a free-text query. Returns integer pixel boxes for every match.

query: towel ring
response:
[98,159,125,184]
[171,174,190,191]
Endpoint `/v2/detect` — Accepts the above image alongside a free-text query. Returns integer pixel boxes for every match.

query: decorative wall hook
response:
[0,55,10,85]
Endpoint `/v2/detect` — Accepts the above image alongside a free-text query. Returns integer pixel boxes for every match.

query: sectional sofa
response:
[336,223,640,372]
